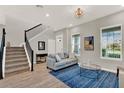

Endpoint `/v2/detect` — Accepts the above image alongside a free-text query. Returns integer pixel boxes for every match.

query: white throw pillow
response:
[55,54,61,62]
[69,53,75,59]
[58,53,65,59]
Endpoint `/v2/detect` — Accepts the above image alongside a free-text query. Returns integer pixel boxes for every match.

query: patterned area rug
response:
[50,65,119,88]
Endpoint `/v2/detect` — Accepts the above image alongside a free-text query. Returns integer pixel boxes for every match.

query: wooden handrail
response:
[25,33,34,71]
[25,24,42,32]
[24,23,42,71]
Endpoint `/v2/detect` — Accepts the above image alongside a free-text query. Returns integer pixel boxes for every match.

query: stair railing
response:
[0,28,6,79]
[24,24,42,71]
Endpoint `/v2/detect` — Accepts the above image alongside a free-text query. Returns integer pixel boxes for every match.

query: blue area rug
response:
[50,65,119,88]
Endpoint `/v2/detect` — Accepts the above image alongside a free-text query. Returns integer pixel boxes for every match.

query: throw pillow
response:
[69,53,75,59]
[58,53,65,59]
[55,54,61,62]
[48,54,57,62]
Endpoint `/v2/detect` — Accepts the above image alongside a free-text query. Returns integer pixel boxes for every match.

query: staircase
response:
[5,47,29,77]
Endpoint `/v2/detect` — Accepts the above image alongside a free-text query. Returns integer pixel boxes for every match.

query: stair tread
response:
[6,62,28,68]
[6,58,27,62]
[6,55,26,58]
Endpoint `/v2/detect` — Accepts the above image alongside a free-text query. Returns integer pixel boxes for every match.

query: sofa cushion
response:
[54,58,77,68]
[48,54,57,62]
[66,58,77,63]
[55,54,61,62]
[55,60,67,67]
[69,53,75,59]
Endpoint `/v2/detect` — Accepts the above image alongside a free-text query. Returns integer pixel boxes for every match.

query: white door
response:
[48,39,55,54]
[56,34,63,53]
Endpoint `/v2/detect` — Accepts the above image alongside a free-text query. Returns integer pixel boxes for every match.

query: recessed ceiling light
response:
[121,4,124,7]
[46,13,50,17]
[54,28,57,31]
[69,24,73,27]
[36,5,44,8]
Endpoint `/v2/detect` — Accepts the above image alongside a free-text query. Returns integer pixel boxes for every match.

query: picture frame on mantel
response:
[38,41,45,50]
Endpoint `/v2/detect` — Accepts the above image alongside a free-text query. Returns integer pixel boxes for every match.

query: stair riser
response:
[5,68,29,77]
[6,49,25,52]
[6,60,28,64]
[6,58,28,62]
[5,66,29,73]
[6,60,28,65]
[6,47,24,50]
[6,64,29,70]
[6,54,26,57]
[5,47,29,77]
[6,52,25,55]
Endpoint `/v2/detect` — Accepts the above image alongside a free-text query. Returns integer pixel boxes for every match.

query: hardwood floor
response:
[0,63,69,88]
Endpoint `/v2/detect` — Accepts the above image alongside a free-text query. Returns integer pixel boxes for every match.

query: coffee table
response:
[78,63,101,80]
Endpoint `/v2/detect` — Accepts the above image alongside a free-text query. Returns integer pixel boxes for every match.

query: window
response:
[101,25,122,60]
[72,34,80,55]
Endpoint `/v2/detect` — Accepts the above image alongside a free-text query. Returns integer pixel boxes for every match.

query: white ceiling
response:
[0,5,124,31]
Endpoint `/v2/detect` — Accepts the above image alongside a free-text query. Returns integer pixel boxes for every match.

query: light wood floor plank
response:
[0,63,69,88]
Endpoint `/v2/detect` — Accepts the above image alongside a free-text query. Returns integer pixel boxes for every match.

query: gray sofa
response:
[46,53,78,71]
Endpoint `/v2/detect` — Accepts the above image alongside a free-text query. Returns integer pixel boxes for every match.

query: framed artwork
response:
[38,41,45,50]
[84,36,94,50]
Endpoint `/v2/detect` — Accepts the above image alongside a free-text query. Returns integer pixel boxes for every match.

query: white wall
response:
[56,34,63,53]
[55,27,80,53]
[5,15,34,46]
[0,10,5,40]
[0,15,5,25]
[48,39,55,54]
[56,10,124,71]
[26,25,45,40]
[30,29,54,63]
[55,28,68,53]
[69,11,124,71]
[1,12,54,63]
[0,9,5,25]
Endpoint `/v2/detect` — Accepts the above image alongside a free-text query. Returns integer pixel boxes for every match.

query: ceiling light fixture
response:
[74,8,84,18]
[69,24,73,27]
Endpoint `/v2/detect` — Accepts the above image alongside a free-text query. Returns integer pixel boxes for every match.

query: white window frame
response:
[100,24,122,61]
[71,34,80,56]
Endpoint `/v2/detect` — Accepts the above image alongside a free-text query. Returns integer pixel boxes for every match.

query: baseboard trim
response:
[101,68,116,73]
